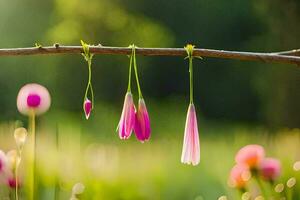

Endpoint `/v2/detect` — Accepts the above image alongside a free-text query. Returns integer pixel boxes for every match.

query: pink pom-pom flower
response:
[134,98,151,142]
[17,83,51,116]
[229,164,251,189]
[235,144,265,169]
[117,92,136,139]
[181,103,200,166]
[259,158,281,181]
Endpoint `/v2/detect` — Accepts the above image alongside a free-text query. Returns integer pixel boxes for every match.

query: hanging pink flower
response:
[117,92,136,139]
[235,144,265,169]
[17,83,51,116]
[259,158,281,181]
[134,98,151,142]
[83,98,92,119]
[181,103,200,166]
[229,164,251,189]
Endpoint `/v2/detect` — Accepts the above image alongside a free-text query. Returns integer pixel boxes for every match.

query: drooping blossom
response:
[229,164,251,189]
[83,98,92,120]
[117,92,136,139]
[181,103,200,166]
[134,98,151,142]
[17,83,51,116]
[259,158,281,181]
[235,144,265,169]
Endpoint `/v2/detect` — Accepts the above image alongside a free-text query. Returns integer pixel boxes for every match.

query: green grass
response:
[0,101,299,199]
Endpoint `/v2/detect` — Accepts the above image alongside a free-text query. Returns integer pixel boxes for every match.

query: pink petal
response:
[181,103,200,166]
[235,144,265,168]
[117,92,136,139]
[134,98,151,142]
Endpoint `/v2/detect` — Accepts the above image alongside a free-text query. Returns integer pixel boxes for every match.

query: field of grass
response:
[0,101,299,199]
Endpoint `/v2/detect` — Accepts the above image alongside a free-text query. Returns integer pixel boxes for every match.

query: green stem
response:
[83,56,94,108]
[132,45,143,99]
[127,50,133,92]
[29,111,36,200]
[189,57,193,104]
[54,124,59,200]
[255,175,267,198]
[15,161,19,200]
[88,59,94,108]
[287,188,293,200]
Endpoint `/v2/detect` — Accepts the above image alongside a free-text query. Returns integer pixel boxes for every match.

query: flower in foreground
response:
[70,182,85,200]
[14,127,28,151]
[181,103,200,166]
[134,98,151,142]
[235,144,265,169]
[117,92,136,139]
[229,164,251,189]
[7,176,21,188]
[83,98,92,120]
[259,158,281,181]
[0,150,7,174]
[6,150,19,172]
[17,83,51,116]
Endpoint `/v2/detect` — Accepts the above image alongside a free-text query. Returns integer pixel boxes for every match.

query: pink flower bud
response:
[17,83,51,116]
[259,158,281,181]
[83,99,92,119]
[134,98,151,142]
[235,144,265,169]
[117,92,136,139]
[181,103,200,166]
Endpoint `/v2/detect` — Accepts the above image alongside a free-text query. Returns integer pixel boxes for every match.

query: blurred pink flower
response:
[181,103,200,166]
[259,158,281,181]
[134,98,150,142]
[7,176,21,188]
[229,164,251,189]
[83,98,92,119]
[235,144,265,169]
[117,92,136,139]
[0,150,7,174]
[17,83,51,116]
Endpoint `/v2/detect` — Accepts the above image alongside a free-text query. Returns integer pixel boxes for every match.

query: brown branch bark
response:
[0,44,299,66]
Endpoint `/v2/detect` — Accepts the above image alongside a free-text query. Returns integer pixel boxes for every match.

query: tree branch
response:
[275,49,300,56]
[0,44,299,66]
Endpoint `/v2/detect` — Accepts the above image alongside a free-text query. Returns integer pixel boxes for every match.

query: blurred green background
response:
[0,0,299,199]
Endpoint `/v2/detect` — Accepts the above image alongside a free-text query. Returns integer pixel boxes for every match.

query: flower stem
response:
[132,45,143,99]
[255,175,268,198]
[82,41,94,110]
[54,124,59,200]
[127,48,134,92]
[287,187,293,200]
[29,111,36,200]
[15,161,19,200]
[188,56,193,104]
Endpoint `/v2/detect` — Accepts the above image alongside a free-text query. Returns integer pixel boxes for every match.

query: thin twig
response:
[275,49,300,56]
[0,45,299,66]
